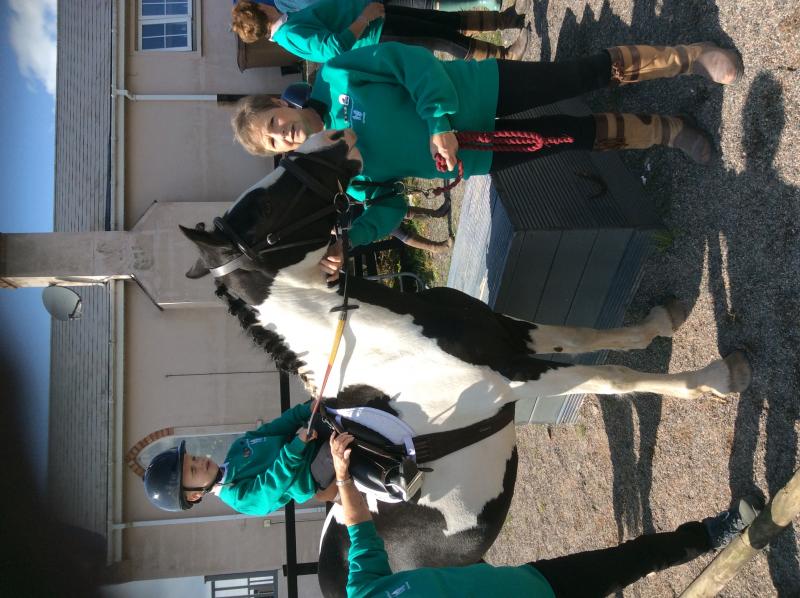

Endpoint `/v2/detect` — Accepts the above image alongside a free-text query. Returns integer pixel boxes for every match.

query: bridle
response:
[206,146,362,433]
[208,150,352,278]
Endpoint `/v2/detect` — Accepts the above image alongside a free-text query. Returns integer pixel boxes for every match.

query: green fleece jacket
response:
[217,403,320,515]
[346,521,556,598]
[271,0,383,63]
[310,42,499,247]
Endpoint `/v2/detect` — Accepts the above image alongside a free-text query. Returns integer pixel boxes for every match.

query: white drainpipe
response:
[106,0,125,566]
[114,90,219,102]
[110,507,327,531]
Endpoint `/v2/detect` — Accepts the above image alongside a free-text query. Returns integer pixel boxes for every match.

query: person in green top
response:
[143,402,338,515]
[231,0,530,63]
[329,432,759,598]
[230,41,742,279]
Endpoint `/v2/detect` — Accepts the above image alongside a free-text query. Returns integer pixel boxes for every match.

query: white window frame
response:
[138,0,194,52]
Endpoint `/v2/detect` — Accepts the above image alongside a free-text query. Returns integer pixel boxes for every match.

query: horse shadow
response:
[538,1,799,593]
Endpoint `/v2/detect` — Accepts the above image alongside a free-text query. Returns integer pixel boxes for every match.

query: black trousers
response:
[380,6,472,58]
[490,52,612,172]
[531,521,711,597]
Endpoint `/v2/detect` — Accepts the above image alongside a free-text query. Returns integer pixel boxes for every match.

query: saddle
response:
[317,405,423,503]
[315,402,516,504]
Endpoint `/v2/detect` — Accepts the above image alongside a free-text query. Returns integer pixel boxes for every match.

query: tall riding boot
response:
[459,6,525,32]
[434,0,501,11]
[465,38,506,60]
[466,25,530,60]
[593,113,713,165]
[606,43,744,86]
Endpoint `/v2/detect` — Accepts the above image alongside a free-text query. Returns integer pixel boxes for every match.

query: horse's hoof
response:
[664,298,688,332]
[724,351,752,393]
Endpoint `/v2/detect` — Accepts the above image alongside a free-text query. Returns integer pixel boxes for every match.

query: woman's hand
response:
[430,132,459,172]
[318,239,343,283]
[359,2,385,24]
[297,428,318,444]
[330,432,356,481]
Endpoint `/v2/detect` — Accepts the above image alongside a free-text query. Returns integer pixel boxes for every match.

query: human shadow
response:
[540,1,772,591]
[717,72,800,593]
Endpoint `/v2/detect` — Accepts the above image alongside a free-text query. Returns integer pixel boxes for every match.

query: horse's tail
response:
[214,282,308,381]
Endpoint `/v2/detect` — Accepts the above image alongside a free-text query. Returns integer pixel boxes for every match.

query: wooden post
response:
[680,467,800,597]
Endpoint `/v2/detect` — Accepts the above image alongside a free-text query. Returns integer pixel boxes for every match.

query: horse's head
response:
[181,128,362,305]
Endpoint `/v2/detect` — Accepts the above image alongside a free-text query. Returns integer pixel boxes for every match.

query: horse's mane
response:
[214,281,308,384]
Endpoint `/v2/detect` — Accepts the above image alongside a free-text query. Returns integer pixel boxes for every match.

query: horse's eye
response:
[330,130,345,141]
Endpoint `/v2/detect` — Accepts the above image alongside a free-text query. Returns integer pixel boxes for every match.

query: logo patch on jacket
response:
[385,582,411,597]
[351,108,365,123]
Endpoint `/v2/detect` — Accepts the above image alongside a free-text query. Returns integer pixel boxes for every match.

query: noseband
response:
[209,150,351,278]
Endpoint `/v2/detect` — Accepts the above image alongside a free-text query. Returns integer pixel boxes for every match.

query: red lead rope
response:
[432,129,575,195]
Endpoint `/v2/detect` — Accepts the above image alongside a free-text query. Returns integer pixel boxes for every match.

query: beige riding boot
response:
[459,6,525,33]
[607,43,744,86]
[593,113,713,165]
[465,38,506,60]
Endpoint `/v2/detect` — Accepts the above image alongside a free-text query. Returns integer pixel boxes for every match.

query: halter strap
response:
[209,150,349,277]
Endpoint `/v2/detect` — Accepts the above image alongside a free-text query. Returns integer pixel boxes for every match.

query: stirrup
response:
[398,457,424,501]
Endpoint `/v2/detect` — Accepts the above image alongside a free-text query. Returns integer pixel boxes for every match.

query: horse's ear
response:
[185,259,210,279]
[179,224,213,246]
[179,224,230,273]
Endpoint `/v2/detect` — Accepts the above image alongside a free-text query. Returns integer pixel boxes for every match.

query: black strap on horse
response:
[209,150,351,278]
[319,402,515,501]
[323,402,515,464]
[413,402,515,463]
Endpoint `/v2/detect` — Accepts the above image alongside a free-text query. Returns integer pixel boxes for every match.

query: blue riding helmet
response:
[281,82,313,108]
[144,440,193,512]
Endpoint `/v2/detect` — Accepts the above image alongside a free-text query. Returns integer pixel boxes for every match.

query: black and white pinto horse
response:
[182,129,751,597]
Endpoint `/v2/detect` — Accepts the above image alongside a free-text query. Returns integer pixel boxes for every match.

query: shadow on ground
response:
[540,1,799,593]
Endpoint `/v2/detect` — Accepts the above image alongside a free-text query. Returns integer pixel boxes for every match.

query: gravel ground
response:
[417,2,800,595]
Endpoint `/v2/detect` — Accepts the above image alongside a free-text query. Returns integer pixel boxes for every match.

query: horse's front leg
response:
[506,351,751,400]
[526,299,687,354]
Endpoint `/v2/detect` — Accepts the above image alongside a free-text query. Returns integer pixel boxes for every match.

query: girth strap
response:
[413,403,515,463]
[323,402,515,465]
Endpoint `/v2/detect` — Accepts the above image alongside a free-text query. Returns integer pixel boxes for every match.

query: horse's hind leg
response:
[407,200,451,220]
[392,228,452,254]
[524,299,687,354]
[508,351,751,399]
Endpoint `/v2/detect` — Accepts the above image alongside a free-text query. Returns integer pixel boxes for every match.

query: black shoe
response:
[703,497,760,549]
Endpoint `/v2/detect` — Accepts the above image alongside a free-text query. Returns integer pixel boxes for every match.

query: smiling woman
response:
[231,94,326,155]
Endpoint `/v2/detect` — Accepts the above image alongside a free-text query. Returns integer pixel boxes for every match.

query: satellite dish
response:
[42,286,83,321]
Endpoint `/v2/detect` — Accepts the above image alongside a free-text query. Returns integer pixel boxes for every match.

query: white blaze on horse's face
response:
[297,128,362,171]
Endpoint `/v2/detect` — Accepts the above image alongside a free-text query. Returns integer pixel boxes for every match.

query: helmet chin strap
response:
[181,468,224,500]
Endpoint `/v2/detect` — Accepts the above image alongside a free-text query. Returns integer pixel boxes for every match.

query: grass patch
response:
[374,218,438,291]
[652,228,676,253]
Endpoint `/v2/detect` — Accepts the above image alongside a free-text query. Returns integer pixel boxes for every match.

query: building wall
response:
[125,0,293,94]
[123,0,297,229]
[118,0,324,583]
[119,278,326,582]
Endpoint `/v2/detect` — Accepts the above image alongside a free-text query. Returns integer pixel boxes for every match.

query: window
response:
[139,0,193,51]
[205,571,278,598]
